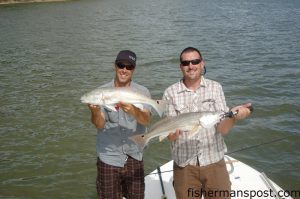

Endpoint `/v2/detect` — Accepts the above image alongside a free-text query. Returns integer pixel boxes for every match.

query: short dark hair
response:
[180,47,202,62]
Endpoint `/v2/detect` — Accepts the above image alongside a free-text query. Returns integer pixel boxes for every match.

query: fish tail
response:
[152,100,167,117]
[129,134,147,150]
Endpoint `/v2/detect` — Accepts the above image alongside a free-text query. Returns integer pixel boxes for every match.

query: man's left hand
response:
[118,101,137,116]
[231,103,252,120]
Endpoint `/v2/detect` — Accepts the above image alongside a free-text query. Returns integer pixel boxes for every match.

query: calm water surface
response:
[0,0,299,198]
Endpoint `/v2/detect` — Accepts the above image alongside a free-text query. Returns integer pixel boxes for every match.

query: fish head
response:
[80,90,104,105]
[199,113,222,129]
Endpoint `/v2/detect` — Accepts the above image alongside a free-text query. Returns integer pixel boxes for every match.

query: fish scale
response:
[130,111,224,149]
[80,87,167,117]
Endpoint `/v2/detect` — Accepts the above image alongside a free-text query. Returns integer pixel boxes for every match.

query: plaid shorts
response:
[96,156,145,199]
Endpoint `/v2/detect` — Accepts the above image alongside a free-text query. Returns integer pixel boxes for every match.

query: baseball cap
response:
[115,50,137,66]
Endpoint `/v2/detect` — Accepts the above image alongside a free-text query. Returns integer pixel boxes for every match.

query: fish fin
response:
[152,100,167,117]
[129,134,147,150]
[104,105,117,111]
[159,134,168,142]
[187,125,200,138]
[199,114,220,129]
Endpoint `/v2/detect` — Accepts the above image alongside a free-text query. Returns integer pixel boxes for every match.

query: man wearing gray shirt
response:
[88,50,151,199]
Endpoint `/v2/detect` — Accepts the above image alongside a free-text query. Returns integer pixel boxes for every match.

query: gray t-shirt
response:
[96,80,151,167]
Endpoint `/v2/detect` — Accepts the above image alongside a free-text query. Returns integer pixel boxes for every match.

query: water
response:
[0,0,299,198]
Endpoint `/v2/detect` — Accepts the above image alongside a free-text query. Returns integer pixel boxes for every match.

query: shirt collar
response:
[177,76,207,93]
[110,79,133,88]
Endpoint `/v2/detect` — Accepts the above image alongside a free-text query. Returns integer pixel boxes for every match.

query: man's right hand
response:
[167,129,182,141]
[88,104,100,113]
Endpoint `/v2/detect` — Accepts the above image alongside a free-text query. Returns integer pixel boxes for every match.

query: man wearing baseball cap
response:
[87,50,152,198]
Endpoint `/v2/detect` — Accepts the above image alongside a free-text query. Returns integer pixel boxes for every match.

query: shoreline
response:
[0,0,70,5]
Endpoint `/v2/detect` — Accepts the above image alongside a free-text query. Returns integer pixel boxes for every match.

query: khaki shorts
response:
[173,159,231,199]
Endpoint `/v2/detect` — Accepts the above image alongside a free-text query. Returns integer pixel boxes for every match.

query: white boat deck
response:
[145,155,293,199]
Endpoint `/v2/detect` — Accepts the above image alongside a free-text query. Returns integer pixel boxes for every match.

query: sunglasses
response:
[181,59,202,66]
[116,62,135,70]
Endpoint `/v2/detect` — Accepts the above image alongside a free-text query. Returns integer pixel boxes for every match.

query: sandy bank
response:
[0,0,70,5]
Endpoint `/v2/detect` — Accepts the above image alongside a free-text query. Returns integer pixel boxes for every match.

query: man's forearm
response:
[132,106,151,126]
[88,104,105,129]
